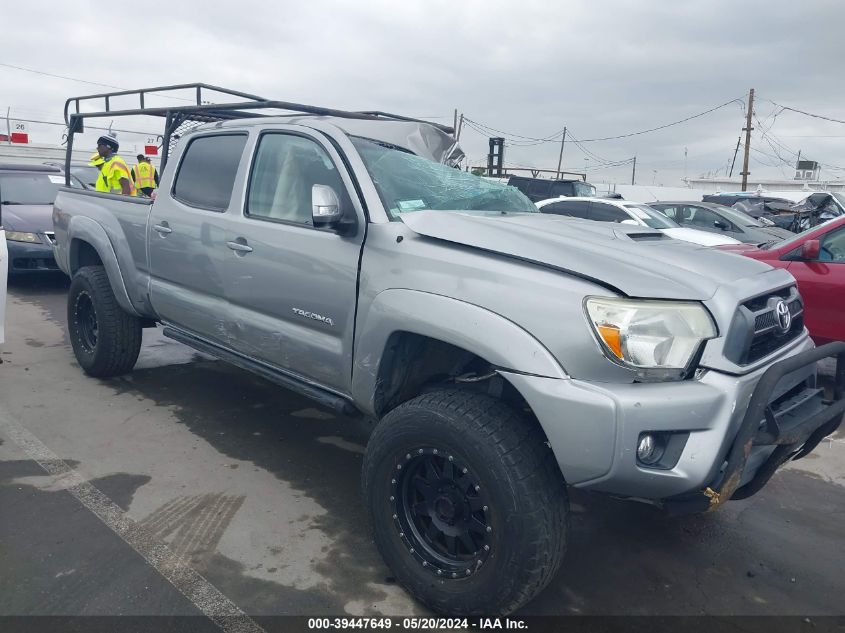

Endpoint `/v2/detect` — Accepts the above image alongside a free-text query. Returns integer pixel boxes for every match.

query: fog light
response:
[637,433,665,465]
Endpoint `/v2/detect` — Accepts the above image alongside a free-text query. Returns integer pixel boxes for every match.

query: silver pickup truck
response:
[53,85,845,616]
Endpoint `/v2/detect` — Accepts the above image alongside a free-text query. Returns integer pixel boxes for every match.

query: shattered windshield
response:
[351,136,538,219]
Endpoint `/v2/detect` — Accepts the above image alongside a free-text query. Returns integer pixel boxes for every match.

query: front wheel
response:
[362,389,568,616]
[67,265,142,377]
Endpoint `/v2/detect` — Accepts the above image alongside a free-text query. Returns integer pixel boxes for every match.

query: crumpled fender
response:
[351,288,567,415]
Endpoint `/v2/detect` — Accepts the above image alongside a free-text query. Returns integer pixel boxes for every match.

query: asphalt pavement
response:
[1,274,844,622]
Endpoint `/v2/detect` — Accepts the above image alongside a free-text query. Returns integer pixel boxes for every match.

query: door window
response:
[172,134,247,211]
[819,227,845,262]
[653,205,678,221]
[246,134,345,225]
[686,205,732,230]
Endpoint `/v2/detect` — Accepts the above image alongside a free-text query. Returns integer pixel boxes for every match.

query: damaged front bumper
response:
[665,341,845,514]
[501,339,845,510]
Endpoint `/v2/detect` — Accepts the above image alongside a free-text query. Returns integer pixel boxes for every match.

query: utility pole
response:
[740,88,754,191]
[684,146,688,182]
[5,107,10,144]
[555,127,567,179]
[455,114,464,141]
[729,135,742,177]
[631,155,637,185]
[453,108,458,134]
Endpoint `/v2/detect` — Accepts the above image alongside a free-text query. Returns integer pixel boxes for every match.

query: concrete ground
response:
[1,274,844,620]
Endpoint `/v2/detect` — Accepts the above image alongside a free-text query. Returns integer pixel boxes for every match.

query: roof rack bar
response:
[63,83,270,125]
[63,83,453,133]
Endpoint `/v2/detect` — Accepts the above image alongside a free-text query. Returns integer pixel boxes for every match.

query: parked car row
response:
[534,196,742,246]
[530,194,844,345]
[705,191,845,233]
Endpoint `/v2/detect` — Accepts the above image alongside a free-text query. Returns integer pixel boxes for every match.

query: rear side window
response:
[541,199,590,218]
[173,134,247,211]
[590,202,629,222]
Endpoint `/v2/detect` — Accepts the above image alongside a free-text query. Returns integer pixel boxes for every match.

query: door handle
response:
[226,240,253,253]
[152,223,172,235]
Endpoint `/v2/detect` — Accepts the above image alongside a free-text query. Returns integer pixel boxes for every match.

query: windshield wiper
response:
[1,201,23,205]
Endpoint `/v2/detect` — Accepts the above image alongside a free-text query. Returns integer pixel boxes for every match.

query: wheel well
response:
[70,239,103,275]
[373,332,532,420]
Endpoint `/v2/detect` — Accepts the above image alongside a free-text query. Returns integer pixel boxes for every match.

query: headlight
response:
[5,231,41,243]
[584,297,717,379]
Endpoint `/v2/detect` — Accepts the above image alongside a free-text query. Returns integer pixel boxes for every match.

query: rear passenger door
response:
[223,128,366,392]
[148,133,248,346]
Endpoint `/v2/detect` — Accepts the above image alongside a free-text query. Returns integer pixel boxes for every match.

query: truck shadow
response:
[103,358,845,616]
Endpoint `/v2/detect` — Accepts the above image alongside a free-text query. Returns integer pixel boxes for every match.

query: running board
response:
[162,326,359,417]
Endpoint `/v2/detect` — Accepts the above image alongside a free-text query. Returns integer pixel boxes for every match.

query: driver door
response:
[223,128,366,392]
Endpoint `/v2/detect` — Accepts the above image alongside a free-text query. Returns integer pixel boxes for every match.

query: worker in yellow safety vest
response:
[131,154,159,197]
[94,134,135,196]
[88,153,105,187]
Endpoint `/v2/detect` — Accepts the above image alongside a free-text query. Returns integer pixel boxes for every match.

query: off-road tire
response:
[362,389,568,616]
[67,265,142,377]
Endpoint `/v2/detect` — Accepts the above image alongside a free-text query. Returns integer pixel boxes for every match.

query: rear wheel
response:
[363,389,568,616]
[67,265,142,377]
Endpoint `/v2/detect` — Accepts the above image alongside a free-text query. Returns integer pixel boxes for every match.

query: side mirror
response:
[311,184,356,234]
[312,184,342,226]
[620,219,638,226]
[801,239,820,260]
[714,220,729,230]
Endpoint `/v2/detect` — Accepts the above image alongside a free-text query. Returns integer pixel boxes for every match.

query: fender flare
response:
[67,216,140,317]
[352,289,567,415]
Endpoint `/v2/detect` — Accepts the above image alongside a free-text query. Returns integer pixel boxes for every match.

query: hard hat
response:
[96,134,119,151]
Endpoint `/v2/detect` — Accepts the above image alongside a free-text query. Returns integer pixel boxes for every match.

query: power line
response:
[764,99,845,125]
[0,62,192,103]
[0,62,124,90]
[462,117,565,143]
[464,98,744,144]
[753,108,845,172]
[576,98,746,142]
[3,116,161,138]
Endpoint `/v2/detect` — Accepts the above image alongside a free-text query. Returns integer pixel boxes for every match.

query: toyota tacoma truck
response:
[53,84,845,616]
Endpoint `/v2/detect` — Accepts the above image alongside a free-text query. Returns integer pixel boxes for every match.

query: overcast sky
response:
[3,0,845,185]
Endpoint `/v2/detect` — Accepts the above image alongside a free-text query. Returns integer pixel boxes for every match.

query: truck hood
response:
[400,211,774,301]
[0,204,54,233]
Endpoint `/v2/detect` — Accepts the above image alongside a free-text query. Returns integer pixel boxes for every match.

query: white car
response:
[535,197,742,246]
[0,227,7,344]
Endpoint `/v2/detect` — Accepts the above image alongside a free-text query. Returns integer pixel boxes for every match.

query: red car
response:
[718,217,845,344]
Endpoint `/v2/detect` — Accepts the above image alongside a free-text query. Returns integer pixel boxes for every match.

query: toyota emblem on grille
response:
[775,300,791,333]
